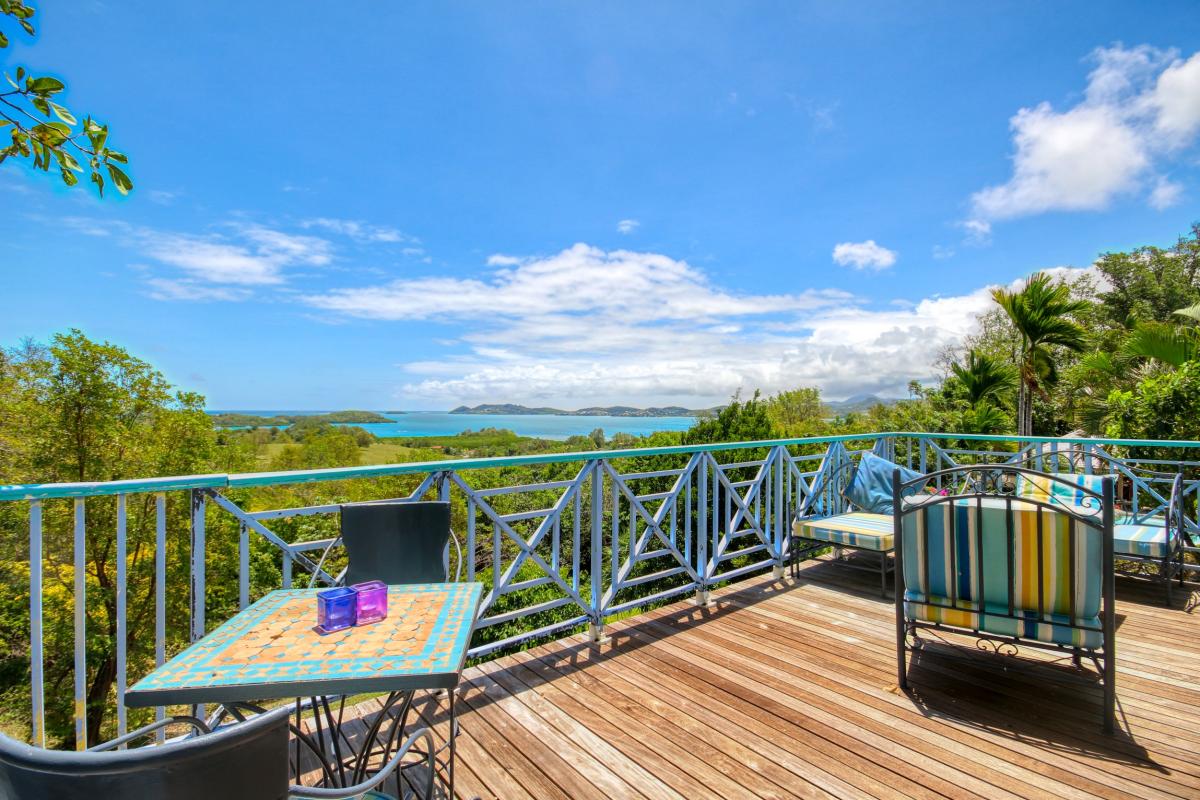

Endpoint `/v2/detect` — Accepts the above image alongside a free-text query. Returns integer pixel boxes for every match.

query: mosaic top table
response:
[127,582,482,796]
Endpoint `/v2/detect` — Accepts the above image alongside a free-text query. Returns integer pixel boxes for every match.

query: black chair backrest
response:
[0,707,290,800]
[340,500,451,585]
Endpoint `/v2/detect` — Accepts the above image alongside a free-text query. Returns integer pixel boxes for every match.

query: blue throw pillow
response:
[844,451,925,515]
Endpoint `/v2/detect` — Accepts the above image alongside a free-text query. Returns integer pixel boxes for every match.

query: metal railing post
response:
[190,490,206,641]
[773,446,786,578]
[696,454,710,607]
[588,461,609,644]
[29,500,45,747]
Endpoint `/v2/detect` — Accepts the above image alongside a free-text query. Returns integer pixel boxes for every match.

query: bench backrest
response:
[900,492,1107,624]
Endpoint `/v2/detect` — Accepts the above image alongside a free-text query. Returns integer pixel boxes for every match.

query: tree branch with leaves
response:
[0,1,131,195]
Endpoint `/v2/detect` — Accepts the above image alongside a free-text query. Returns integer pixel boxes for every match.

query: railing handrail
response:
[4,430,1200,501]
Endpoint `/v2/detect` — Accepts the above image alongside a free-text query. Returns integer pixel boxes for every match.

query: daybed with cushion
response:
[790,451,925,595]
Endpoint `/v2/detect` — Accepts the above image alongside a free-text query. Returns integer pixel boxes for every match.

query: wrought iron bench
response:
[791,450,925,596]
[893,466,1117,733]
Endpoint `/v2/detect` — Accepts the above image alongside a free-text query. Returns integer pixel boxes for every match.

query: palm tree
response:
[950,350,1016,406]
[992,272,1089,436]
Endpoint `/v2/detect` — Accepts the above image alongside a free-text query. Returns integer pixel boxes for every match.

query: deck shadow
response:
[903,641,1162,772]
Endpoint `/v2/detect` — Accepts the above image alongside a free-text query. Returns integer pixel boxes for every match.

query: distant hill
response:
[209,410,392,427]
[451,403,714,418]
[823,394,899,415]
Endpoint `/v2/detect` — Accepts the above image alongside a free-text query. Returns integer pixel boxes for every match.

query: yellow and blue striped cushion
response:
[903,595,1104,648]
[1114,524,1168,558]
[1015,471,1109,508]
[794,512,893,551]
[901,498,1103,648]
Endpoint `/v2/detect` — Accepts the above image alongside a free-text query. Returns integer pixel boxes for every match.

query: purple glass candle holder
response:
[352,580,388,625]
[315,586,357,634]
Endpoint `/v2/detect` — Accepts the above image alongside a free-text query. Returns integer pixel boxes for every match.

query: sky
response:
[2,2,1199,410]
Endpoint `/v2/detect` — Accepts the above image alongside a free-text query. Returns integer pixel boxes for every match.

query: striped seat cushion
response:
[794,512,893,551]
[1115,512,1165,527]
[1114,524,1169,558]
[901,498,1103,649]
[904,593,1103,648]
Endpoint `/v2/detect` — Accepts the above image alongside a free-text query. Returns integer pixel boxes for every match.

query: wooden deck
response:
[327,558,1200,799]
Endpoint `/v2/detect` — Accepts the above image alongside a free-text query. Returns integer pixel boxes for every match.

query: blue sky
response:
[2,2,1199,409]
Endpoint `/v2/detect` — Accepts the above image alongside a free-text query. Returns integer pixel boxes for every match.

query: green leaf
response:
[49,102,76,125]
[0,31,8,48]
[19,18,33,35]
[15,66,23,81]
[60,166,78,186]
[90,170,105,197]
[106,150,127,164]
[31,95,49,116]
[106,162,133,195]
[3,72,15,89]
[0,119,10,128]
[28,76,65,95]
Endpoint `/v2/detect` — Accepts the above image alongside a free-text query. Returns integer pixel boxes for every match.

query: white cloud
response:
[64,218,336,287]
[301,217,415,244]
[617,219,640,234]
[1150,176,1184,209]
[304,243,850,322]
[486,254,523,266]
[140,225,332,285]
[143,278,253,302]
[968,45,1200,227]
[831,240,897,271]
[299,243,1015,406]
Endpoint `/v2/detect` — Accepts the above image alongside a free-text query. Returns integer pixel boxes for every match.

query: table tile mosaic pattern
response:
[127,582,482,705]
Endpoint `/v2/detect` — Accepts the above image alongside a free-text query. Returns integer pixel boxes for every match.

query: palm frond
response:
[1122,321,1194,368]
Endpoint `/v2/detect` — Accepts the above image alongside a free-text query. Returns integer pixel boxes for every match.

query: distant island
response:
[208,410,392,427]
[450,403,715,418]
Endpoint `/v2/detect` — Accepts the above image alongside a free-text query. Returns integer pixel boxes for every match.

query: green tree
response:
[0,331,226,746]
[1,1,131,194]
[948,350,1015,407]
[682,391,777,445]
[766,387,826,437]
[991,272,1089,436]
[1093,223,1200,328]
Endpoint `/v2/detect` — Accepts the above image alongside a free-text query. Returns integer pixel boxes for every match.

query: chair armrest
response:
[86,715,211,751]
[289,726,435,799]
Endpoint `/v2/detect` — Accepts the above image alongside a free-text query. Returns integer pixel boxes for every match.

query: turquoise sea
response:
[213,411,697,441]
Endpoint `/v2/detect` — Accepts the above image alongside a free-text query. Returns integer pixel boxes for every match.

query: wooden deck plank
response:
[296,563,1200,800]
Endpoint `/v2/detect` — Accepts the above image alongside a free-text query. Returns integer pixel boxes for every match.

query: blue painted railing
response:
[3,431,1198,750]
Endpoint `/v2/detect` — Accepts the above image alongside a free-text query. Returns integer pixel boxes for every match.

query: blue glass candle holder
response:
[315,586,357,634]
[352,580,388,625]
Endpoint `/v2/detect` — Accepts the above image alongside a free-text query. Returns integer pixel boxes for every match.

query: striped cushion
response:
[794,512,893,551]
[1114,524,1168,558]
[901,498,1103,648]
[1015,471,1109,509]
[1115,512,1165,527]
[904,595,1103,648]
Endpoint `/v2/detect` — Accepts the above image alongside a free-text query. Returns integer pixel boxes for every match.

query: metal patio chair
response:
[339,500,461,585]
[0,707,436,800]
[893,465,1117,733]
